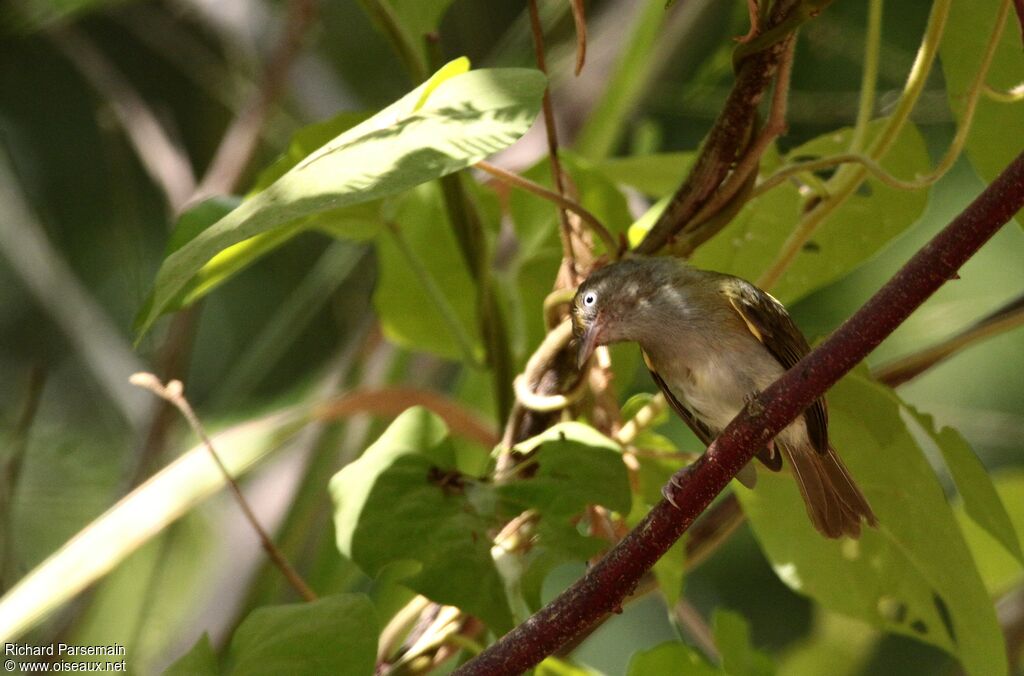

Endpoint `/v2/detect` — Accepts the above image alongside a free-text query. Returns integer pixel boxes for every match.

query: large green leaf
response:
[329,407,514,632]
[940,0,1024,227]
[714,609,774,676]
[502,423,632,612]
[373,183,481,361]
[499,422,632,520]
[628,642,721,676]
[135,61,546,337]
[226,595,377,676]
[905,406,1024,567]
[957,470,1024,595]
[692,119,930,303]
[738,374,1007,676]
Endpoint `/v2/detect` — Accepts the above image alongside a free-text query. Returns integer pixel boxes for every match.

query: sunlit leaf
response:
[957,470,1024,595]
[135,61,545,337]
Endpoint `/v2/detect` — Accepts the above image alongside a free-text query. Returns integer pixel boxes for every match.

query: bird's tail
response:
[780,444,878,539]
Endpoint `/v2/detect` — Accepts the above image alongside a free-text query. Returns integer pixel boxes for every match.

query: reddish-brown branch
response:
[635,0,800,255]
[454,151,1024,676]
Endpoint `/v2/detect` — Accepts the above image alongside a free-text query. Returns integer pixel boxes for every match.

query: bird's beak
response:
[575,321,599,370]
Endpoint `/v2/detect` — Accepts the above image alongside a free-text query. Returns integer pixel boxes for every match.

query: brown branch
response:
[454,149,1024,675]
[570,0,588,76]
[671,35,797,257]
[476,161,618,259]
[313,387,499,448]
[873,292,1024,387]
[635,0,803,255]
[527,0,578,274]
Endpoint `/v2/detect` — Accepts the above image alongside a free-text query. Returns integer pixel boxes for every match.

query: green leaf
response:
[905,406,1024,567]
[499,423,631,613]
[692,119,930,303]
[957,471,1024,595]
[737,374,1007,676]
[594,152,696,198]
[500,422,632,519]
[226,595,377,676]
[775,611,876,676]
[628,642,722,676]
[536,657,601,676]
[250,111,372,193]
[135,62,546,337]
[713,609,774,676]
[940,0,1024,227]
[329,407,514,632]
[373,183,481,361]
[165,633,219,676]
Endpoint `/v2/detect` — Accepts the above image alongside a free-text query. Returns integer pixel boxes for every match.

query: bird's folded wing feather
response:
[722,280,829,454]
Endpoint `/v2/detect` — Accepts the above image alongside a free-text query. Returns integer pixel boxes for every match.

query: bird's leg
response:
[662,466,694,509]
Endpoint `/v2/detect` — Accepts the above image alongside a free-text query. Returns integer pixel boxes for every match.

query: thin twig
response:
[454,148,1024,676]
[873,292,1024,387]
[984,83,1024,103]
[527,0,577,272]
[313,387,499,448]
[848,0,882,153]
[672,599,720,662]
[130,373,317,602]
[673,35,796,256]
[635,0,803,255]
[512,321,588,413]
[476,161,618,256]
[1,366,46,591]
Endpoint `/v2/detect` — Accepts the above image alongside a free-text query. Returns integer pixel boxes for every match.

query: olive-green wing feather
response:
[722,279,830,454]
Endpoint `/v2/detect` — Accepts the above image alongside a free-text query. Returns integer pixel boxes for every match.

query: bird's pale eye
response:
[583,291,597,308]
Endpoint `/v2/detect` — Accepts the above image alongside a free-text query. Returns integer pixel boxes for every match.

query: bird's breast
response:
[645,338,785,434]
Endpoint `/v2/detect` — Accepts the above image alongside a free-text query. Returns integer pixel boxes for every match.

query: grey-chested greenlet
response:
[570,256,877,539]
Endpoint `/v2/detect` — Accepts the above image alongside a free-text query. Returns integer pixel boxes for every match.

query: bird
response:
[570,256,877,538]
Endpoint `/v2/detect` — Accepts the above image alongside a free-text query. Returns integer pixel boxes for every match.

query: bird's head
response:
[570,257,679,369]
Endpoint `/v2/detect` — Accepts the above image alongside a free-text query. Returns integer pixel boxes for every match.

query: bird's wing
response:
[722,279,829,454]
